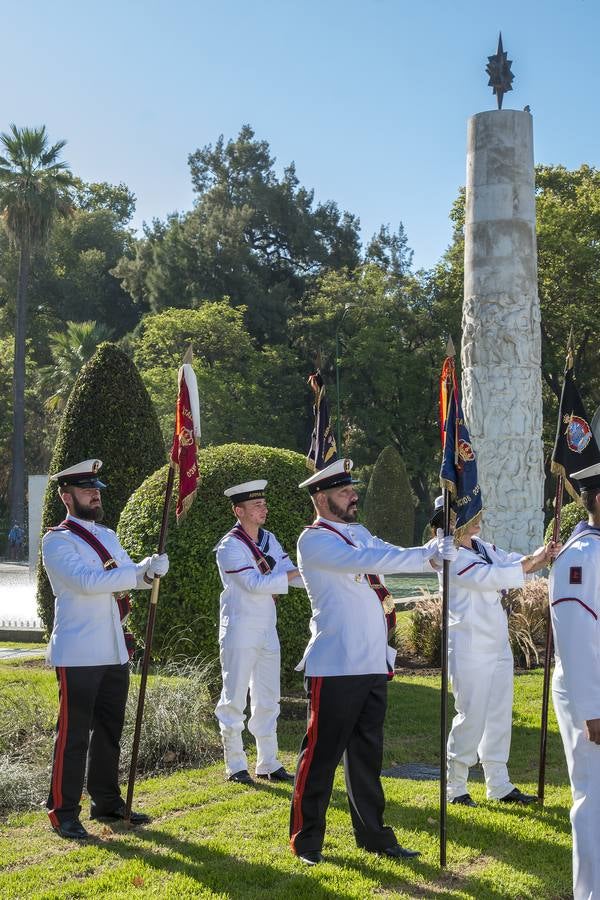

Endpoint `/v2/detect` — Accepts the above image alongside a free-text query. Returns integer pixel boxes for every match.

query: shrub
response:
[505,577,549,668]
[405,589,442,665]
[0,660,222,813]
[121,658,221,776]
[0,759,47,814]
[363,445,415,546]
[36,343,166,632]
[118,443,314,688]
[544,499,586,544]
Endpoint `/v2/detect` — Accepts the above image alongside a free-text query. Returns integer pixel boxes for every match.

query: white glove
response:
[146,553,169,578]
[136,556,153,578]
[436,529,458,562]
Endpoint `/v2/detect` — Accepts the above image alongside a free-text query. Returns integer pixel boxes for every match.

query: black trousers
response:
[290,673,396,854]
[47,664,129,826]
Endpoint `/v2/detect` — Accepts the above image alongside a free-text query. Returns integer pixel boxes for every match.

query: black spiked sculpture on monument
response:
[486,32,515,109]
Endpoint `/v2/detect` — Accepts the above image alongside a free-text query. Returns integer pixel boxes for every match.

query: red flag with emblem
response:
[170,351,201,521]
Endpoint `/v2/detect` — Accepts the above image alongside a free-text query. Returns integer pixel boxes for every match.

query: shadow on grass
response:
[99,824,358,899]
[382,796,571,895]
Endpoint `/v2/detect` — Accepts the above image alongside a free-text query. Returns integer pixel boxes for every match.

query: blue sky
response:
[3,0,599,269]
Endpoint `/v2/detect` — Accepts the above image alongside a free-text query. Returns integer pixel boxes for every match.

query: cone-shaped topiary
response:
[363,445,415,546]
[117,443,314,688]
[37,342,166,630]
[544,499,586,545]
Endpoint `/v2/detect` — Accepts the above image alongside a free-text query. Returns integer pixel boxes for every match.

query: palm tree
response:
[0,125,74,529]
[40,321,113,413]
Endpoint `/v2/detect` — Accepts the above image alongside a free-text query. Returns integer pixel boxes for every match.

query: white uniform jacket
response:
[215,526,303,648]
[296,517,436,677]
[549,528,600,722]
[43,515,149,667]
[445,539,525,656]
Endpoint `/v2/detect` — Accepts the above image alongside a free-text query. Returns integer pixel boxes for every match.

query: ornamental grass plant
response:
[0,657,220,814]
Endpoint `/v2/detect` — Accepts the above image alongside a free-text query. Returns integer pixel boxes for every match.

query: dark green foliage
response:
[115,126,361,345]
[36,342,166,630]
[544,499,586,544]
[118,443,314,688]
[363,445,415,545]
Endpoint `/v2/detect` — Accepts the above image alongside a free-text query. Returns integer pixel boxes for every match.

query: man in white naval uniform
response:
[444,511,555,807]
[549,461,600,900]
[214,479,305,784]
[289,459,457,865]
[43,459,169,840]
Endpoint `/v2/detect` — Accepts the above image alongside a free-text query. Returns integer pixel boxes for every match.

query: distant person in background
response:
[8,523,25,561]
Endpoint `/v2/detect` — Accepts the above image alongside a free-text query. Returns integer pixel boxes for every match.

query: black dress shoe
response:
[256,766,295,783]
[379,844,421,860]
[451,793,477,807]
[363,844,420,859]
[498,787,537,805]
[227,769,254,785]
[297,850,323,865]
[52,818,90,840]
[90,804,150,824]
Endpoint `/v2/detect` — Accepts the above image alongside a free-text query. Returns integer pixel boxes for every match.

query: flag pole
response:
[124,466,174,823]
[537,473,563,803]
[125,346,196,824]
[439,336,455,868]
[537,330,573,803]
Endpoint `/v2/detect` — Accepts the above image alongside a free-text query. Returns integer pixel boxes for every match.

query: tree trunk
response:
[9,244,30,532]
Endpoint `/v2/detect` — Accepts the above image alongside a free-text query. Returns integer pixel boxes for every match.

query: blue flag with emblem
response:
[439,356,482,539]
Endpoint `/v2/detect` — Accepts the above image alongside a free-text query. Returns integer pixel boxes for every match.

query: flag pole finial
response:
[566,327,574,372]
[446,336,456,358]
[182,345,194,366]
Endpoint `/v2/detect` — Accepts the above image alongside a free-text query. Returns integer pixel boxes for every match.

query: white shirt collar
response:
[66,514,98,534]
[315,515,353,534]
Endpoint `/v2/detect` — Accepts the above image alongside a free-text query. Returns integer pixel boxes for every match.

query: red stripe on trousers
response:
[49,667,69,818]
[290,676,322,852]
[551,597,598,620]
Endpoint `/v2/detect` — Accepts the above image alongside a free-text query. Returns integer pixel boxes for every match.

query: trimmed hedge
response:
[118,443,314,688]
[37,343,166,630]
[544,499,586,545]
[363,445,414,546]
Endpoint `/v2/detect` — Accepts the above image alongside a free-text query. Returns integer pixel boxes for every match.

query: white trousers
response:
[554,681,600,900]
[214,631,282,776]
[447,647,515,800]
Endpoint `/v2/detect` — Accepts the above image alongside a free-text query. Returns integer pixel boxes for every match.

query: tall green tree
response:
[40,320,113,413]
[115,125,361,344]
[0,125,73,527]
[293,264,451,520]
[130,302,305,450]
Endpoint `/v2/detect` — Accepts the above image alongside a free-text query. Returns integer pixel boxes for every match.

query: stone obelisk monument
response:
[461,37,544,552]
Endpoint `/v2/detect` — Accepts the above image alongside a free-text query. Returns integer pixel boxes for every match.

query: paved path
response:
[0,647,45,660]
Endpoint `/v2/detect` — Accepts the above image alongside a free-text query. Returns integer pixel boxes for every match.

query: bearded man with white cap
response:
[42,459,169,840]
[214,479,305,785]
[549,461,600,900]
[289,458,457,865]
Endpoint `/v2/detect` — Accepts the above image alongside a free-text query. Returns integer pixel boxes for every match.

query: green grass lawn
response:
[0,663,573,899]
